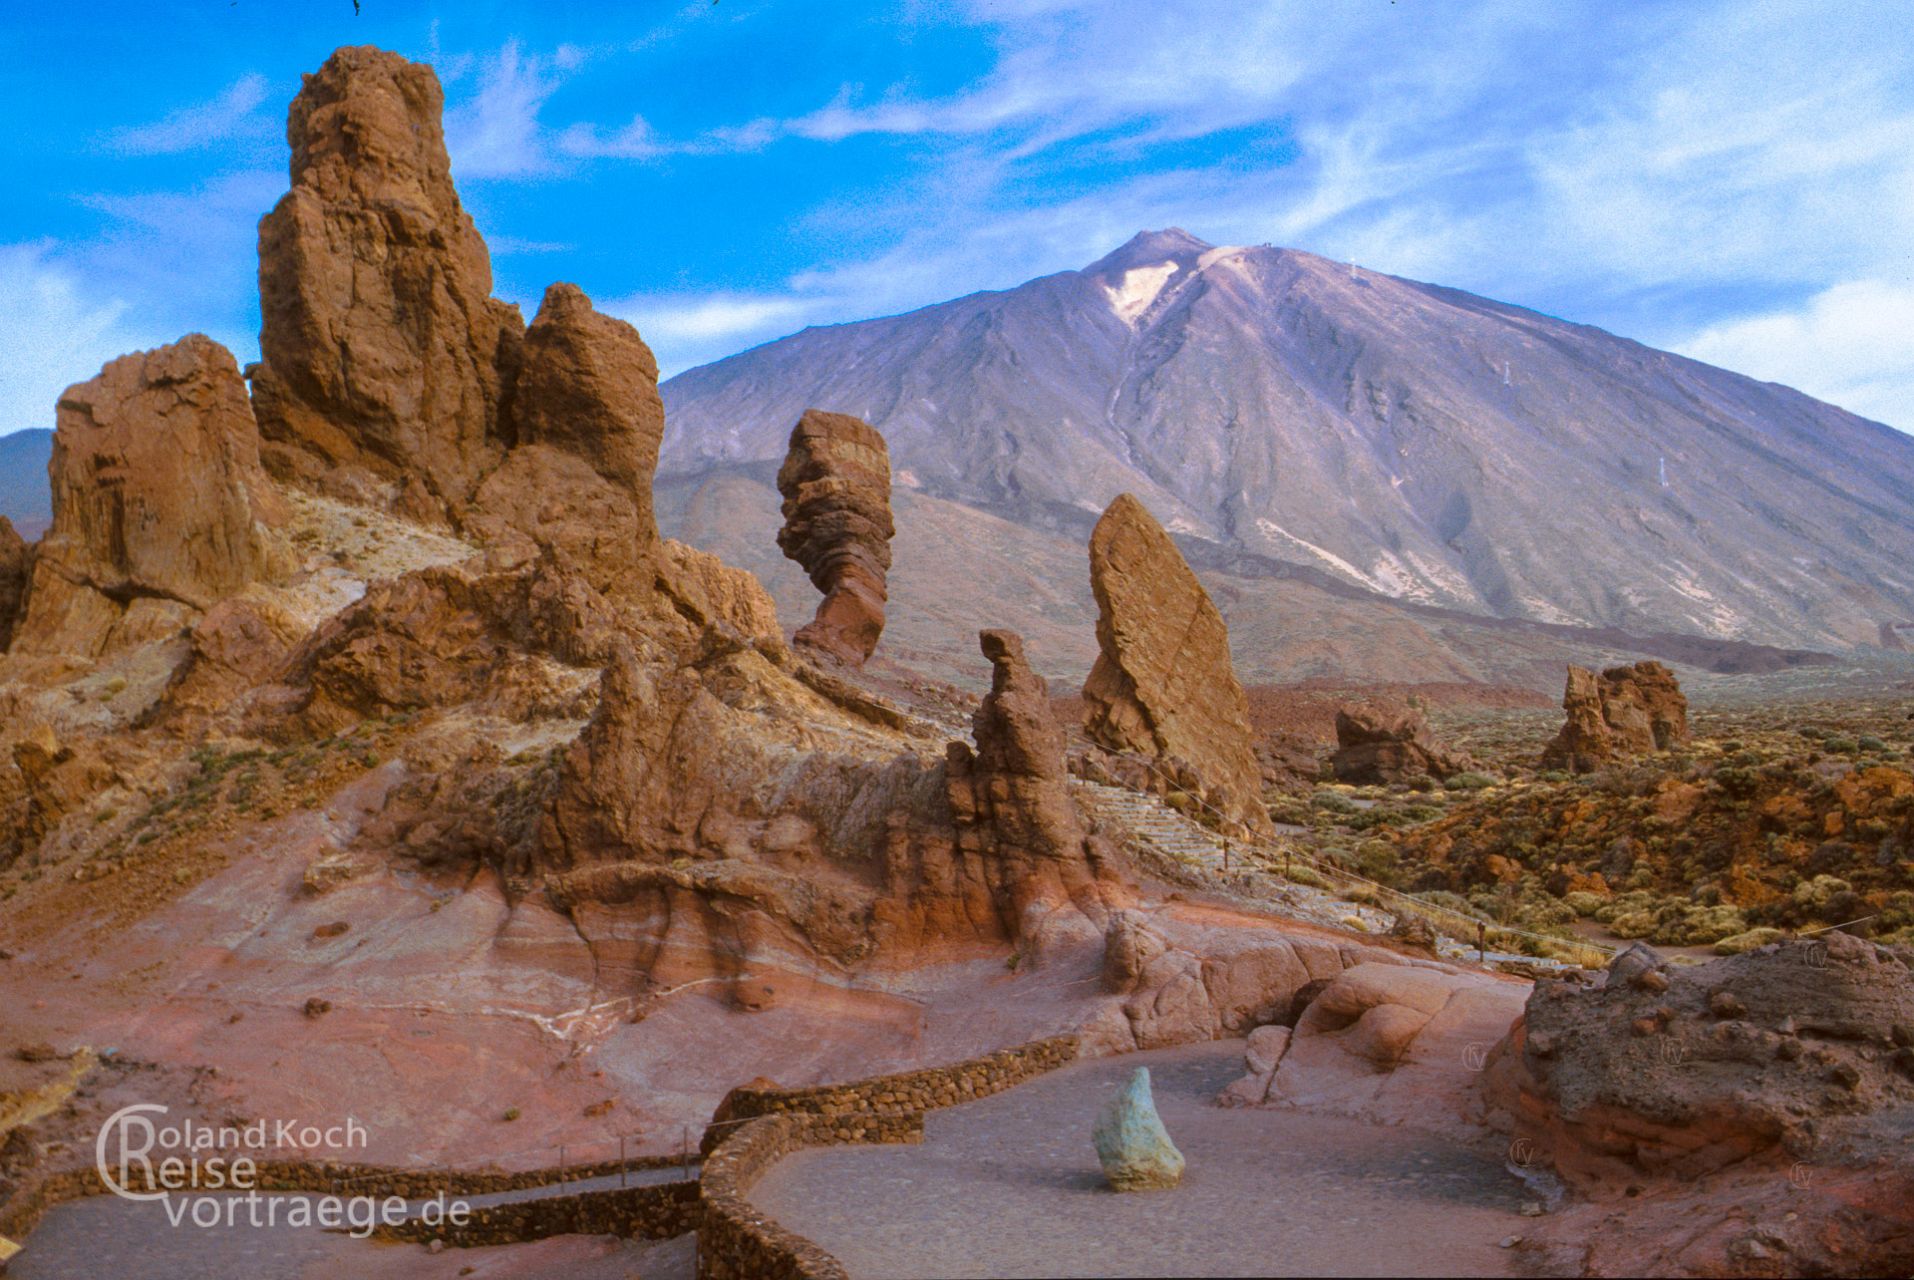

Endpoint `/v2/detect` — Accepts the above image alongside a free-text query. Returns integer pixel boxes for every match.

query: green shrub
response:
[1445,771,1497,792]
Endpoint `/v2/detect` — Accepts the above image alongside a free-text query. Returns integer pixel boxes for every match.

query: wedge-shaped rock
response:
[1093,1066,1185,1191]
[1082,493,1268,832]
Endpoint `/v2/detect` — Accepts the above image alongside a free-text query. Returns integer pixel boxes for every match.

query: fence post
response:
[619,1135,627,1188]
[1476,922,1486,963]
[681,1124,690,1178]
[558,1145,566,1193]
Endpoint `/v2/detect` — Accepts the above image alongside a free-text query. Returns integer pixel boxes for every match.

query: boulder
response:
[1480,931,1914,1190]
[1328,705,1467,784]
[12,335,282,658]
[1081,493,1268,833]
[1092,1066,1185,1191]
[775,410,894,666]
[251,45,522,521]
[1540,661,1689,773]
[0,517,28,652]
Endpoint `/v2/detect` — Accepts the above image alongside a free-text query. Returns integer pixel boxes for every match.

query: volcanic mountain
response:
[659,230,1914,670]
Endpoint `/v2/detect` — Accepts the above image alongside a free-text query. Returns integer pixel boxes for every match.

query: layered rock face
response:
[471,284,665,594]
[775,410,893,666]
[12,336,281,657]
[1540,661,1689,773]
[1082,493,1268,833]
[1481,933,1914,1190]
[0,517,27,652]
[251,45,521,521]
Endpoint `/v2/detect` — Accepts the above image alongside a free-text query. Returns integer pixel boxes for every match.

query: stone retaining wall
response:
[378,1179,701,1248]
[703,1034,1079,1153]
[694,1034,1081,1279]
[697,1111,923,1280]
[0,1152,687,1250]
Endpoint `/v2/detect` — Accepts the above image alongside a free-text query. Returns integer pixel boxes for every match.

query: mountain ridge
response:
[660,231,1914,655]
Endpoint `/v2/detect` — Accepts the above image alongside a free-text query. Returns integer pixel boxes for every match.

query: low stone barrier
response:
[702,1034,1080,1153]
[694,1034,1082,1279]
[378,1178,701,1248]
[698,1111,923,1280]
[0,1151,687,1251]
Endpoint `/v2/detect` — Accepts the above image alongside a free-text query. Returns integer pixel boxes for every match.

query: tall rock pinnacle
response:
[775,409,895,666]
[250,45,522,523]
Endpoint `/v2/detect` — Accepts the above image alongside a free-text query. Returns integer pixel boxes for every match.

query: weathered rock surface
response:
[470,285,664,594]
[0,517,28,652]
[897,630,1128,953]
[1480,932,1914,1190]
[1081,494,1268,833]
[12,335,282,658]
[1250,961,1527,1140]
[776,410,893,666]
[1328,705,1467,784]
[251,45,521,521]
[1540,661,1689,773]
[1093,1066,1185,1191]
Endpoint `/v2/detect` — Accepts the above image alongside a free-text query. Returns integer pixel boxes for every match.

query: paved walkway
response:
[749,1040,1530,1278]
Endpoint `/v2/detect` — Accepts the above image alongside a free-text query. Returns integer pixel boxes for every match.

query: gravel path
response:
[749,1040,1531,1278]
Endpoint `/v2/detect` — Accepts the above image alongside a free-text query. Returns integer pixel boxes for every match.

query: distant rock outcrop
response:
[1082,493,1268,833]
[1328,705,1467,784]
[12,336,282,658]
[0,517,27,652]
[1540,661,1689,773]
[1481,933,1914,1190]
[251,45,521,522]
[775,410,893,666]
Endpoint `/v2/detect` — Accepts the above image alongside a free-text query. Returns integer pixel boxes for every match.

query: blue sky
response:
[2,0,1911,436]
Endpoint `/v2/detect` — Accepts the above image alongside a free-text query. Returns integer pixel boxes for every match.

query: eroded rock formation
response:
[903,629,1128,950]
[0,517,27,652]
[1481,933,1914,1190]
[251,45,521,521]
[1540,661,1689,773]
[1082,493,1268,833]
[11,335,282,658]
[1328,705,1467,784]
[776,410,893,666]
[471,283,665,594]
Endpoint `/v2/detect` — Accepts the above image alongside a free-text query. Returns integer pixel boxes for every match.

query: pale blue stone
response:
[1092,1066,1185,1191]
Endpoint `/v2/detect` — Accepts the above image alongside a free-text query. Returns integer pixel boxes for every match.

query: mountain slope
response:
[660,231,1914,652]
[0,428,52,538]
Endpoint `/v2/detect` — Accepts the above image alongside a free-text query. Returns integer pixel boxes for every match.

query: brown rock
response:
[1081,493,1268,833]
[0,516,29,652]
[12,335,281,658]
[251,46,521,521]
[937,630,1127,938]
[1328,705,1467,784]
[1482,932,1914,1190]
[470,284,664,594]
[1539,661,1689,773]
[775,410,893,666]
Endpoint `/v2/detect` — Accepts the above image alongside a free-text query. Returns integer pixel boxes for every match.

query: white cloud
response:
[1677,281,1914,431]
[104,73,273,155]
[0,243,156,432]
[604,292,815,375]
[445,42,567,180]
